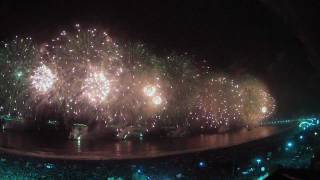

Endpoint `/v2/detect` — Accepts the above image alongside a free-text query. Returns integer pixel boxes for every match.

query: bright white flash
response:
[31,64,56,93]
[261,106,267,114]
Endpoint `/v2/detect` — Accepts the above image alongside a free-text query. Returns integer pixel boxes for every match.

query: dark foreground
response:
[0,126,286,160]
[0,119,319,179]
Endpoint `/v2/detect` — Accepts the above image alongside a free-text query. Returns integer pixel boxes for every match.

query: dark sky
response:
[1,0,320,115]
[0,0,292,65]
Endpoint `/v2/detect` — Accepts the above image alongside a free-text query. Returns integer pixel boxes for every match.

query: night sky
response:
[1,0,320,116]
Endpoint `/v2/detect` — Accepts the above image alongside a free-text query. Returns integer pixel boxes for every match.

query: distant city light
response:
[44,163,55,169]
[198,161,206,168]
[256,158,262,164]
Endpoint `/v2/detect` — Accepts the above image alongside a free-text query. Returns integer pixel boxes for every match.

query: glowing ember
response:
[143,85,157,97]
[152,96,162,105]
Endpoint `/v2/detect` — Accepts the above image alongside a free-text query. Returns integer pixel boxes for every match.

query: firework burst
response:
[189,74,242,129]
[0,36,38,120]
[82,70,110,104]
[30,64,57,93]
[239,77,276,126]
[37,24,125,124]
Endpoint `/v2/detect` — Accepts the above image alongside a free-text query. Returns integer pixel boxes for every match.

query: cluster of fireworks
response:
[189,76,243,129]
[0,25,276,138]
